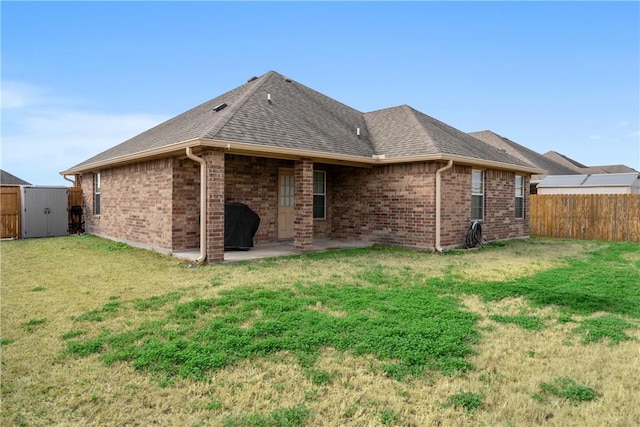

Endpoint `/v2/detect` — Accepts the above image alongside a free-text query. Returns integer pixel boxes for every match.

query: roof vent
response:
[284,78,292,83]
[357,127,361,137]
[267,93,272,104]
[213,103,227,112]
[247,76,258,83]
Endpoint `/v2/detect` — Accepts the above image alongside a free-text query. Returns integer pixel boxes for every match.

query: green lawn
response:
[1,236,639,426]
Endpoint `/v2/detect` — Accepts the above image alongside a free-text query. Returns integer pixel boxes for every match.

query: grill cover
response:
[224,202,260,250]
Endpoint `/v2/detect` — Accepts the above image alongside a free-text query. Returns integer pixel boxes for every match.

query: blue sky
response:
[2,1,639,185]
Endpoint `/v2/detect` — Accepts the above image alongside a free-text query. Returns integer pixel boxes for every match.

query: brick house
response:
[61,71,542,263]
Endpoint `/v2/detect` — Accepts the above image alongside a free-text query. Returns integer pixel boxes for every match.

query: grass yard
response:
[1,236,639,426]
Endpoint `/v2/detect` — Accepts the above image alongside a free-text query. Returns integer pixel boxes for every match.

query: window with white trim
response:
[515,175,524,219]
[313,171,326,219]
[93,172,101,215]
[471,169,484,221]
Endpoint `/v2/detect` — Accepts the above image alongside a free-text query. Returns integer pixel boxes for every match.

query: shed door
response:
[278,170,295,240]
[22,187,69,238]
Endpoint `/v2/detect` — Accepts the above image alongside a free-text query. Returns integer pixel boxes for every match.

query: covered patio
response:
[173,238,372,263]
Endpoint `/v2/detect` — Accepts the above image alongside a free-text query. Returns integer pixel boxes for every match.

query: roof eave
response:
[61,138,544,176]
[60,138,376,175]
[376,153,544,174]
[60,138,204,175]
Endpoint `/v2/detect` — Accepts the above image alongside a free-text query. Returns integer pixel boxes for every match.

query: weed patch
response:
[65,337,105,357]
[380,407,399,425]
[573,315,637,345]
[305,368,334,386]
[222,404,310,427]
[22,318,46,332]
[60,329,87,340]
[488,314,545,331]
[64,282,479,382]
[434,242,640,318]
[443,390,484,413]
[74,301,122,322]
[134,291,182,311]
[105,241,131,252]
[537,377,598,405]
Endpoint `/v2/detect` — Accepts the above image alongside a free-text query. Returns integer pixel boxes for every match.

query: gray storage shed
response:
[21,186,69,238]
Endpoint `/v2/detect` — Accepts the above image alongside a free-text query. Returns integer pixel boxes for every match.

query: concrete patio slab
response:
[172,239,372,263]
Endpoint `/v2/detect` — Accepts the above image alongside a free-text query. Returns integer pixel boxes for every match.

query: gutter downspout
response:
[435,160,454,252]
[63,175,76,186]
[186,147,207,263]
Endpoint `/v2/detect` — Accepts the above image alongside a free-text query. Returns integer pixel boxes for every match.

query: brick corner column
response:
[294,158,314,253]
[202,149,225,263]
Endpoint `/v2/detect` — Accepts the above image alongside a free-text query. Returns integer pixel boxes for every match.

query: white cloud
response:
[1,81,47,109]
[588,134,601,140]
[619,121,629,127]
[1,81,167,185]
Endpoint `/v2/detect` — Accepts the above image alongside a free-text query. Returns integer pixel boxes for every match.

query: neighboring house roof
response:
[63,70,542,175]
[469,131,579,177]
[0,169,31,186]
[543,151,588,171]
[580,165,638,174]
[543,151,637,174]
[538,172,640,188]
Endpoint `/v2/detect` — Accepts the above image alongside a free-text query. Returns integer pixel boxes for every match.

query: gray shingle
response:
[470,131,579,175]
[543,151,588,171]
[67,71,536,172]
[0,169,31,186]
[366,106,533,167]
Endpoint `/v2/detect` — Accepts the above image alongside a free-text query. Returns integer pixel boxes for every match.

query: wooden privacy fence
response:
[1,186,21,239]
[68,186,82,207]
[530,194,640,242]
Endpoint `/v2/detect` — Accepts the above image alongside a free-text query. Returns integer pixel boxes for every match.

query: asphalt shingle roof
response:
[0,170,31,186]
[543,151,588,171]
[366,107,532,167]
[543,151,638,174]
[469,131,579,176]
[68,71,535,172]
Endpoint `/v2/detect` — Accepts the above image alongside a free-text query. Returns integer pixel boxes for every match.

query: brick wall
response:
[440,166,530,247]
[81,159,174,252]
[483,169,530,242]
[223,155,330,245]
[81,154,530,256]
[172,158,200,250]
[440,164,472,247]
[329,162,436,249]
[329,162,530,250]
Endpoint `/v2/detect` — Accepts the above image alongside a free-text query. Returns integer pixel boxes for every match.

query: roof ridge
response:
[204,71,276,138]
[400,105,430,141]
